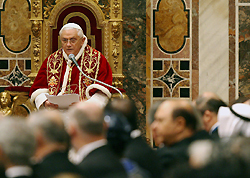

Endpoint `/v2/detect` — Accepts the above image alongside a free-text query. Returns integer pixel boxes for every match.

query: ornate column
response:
[29,0,43,84]
[109,0,125,95]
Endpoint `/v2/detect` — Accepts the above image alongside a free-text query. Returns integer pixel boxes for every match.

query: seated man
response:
[0,117,36,178]
[67,101,127,178]
[29,23,112,109]
[104,98,163,178]
[27,110,83,178]
[151,99,211,175]
[194,92,227,137]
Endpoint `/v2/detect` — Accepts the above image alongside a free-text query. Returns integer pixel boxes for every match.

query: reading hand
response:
[44,100,59,109]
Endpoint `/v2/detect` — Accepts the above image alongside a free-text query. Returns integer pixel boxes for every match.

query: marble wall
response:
[0,0,31,91]
[123,0,147,137]
[238,1,250,98]
[199,0,229,102]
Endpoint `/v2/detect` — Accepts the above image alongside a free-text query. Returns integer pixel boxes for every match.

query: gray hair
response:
[0,117,36,165]
[28,110,69,145]
[67,104,104,135]
[59,23,84,38]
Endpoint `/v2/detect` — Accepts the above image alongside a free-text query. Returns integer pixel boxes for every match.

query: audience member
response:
[218,103,250,138]
[195,92,227,137]
[0,117,36,178]
[151,99,211,175]
[27,110,83,178]
[67,101,127,178]
[104,98,163,178]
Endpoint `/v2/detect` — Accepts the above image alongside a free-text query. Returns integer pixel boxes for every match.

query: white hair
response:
[59,23,86,39]
[0,117,36,165]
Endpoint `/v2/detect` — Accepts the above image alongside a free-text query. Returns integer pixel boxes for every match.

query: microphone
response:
[68,54,123,99]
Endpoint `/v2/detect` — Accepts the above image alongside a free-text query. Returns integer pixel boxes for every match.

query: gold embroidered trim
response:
[47,49,63,95]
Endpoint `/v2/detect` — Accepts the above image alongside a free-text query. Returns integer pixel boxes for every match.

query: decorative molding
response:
[93,0,110,19]
[32,0,41,17]
[31,20,42,38]
[33,37,41,71]
[103,21,110,61]
[111,21,120,72]
[48,0,105,27]
[112,0,120,18]
[1,63,30,86]
[112,74,124,88]
[44,0,56,19]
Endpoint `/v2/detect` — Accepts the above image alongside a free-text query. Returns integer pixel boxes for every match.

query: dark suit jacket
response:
[0,167,6,178]
[157,130,211,172]
[124,136,163,178]
[211,126,219,139]
[33,151,82,178]
[78,145,127,178]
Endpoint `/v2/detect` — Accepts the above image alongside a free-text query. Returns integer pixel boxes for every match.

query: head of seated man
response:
[151,99,203,146]
[59,23,86,57]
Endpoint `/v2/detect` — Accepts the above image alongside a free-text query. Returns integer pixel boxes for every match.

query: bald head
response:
[161,99,201,130]
[151,99,202,145]
[68,101,104,135]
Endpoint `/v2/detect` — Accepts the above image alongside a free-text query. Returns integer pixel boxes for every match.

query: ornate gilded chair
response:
[29,0,125,97]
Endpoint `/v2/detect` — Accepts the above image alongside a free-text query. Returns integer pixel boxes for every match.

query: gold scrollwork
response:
[93,0,110,19]
[44,0,56,19]
[112,21,120,38]
[33,0,40,17]
[31,20,41,38]
[112,0,120,18]
[111,21,120,71]
[33,37,41,71]
[112,75,124,88]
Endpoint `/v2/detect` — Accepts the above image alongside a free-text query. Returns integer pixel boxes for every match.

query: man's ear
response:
[203,110,212,123]
[67,123,77,137]
[175,116,186,133]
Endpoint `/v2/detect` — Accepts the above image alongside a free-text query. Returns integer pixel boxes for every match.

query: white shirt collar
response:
[209,122,219,135]
[5,166,33,178]
[69,139,107,165]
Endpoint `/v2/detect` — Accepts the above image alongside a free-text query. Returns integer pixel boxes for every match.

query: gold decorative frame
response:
[29,0,124,89]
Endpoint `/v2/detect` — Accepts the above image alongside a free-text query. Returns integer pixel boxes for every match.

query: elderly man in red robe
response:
[29,23,113,109]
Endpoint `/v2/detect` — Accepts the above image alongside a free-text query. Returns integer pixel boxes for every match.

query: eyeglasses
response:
[61,38,80,44]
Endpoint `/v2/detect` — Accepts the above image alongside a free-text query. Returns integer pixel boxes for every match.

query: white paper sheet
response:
[45,94,79,109]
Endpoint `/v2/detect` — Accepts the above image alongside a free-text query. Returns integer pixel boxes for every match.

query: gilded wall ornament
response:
[112,0,120,18]
[33,37,41,71]
[0,91,18,116]
[31,20,41,38]
[33,0,41,17]
[44,0,56,19]
[112,75,124,88]
[93,0,110,19]
[112,21,120,38]
[111,21,120,71]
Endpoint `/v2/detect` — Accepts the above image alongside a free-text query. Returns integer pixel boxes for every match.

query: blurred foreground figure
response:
[151,99,211,175]
[67,101,127,178]
[0,117,36,178]
[27,110,83,178]
[104,98,163,178]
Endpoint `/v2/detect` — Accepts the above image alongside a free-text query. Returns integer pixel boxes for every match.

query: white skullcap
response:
[59,23,87,39]
[218,103,250,138]
[61,23,82,31]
